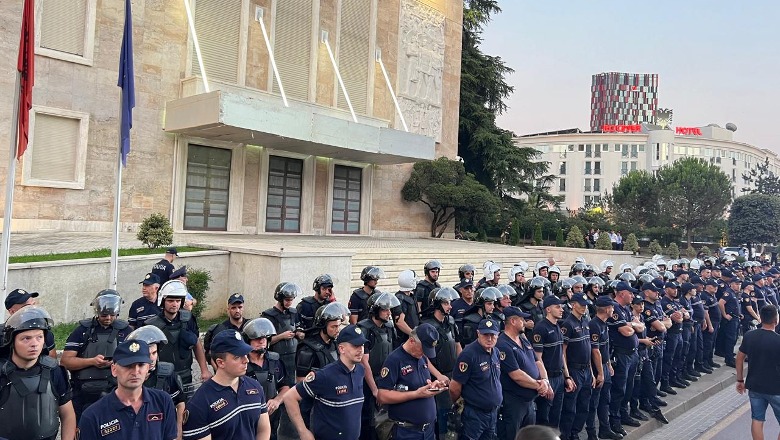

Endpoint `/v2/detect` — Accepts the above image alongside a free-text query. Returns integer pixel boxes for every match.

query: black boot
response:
[652,397,668,407]
[621,415,641,427]
[695,364,714,374]
[610,421,628,436]
[598,427,623,439]
[630,408,649,421]
[657,389,668,397]
[709,360,722,368]
[682,372,698,382]
[651,409,669,424]
[687,368,702,377]
[660,381,677,395]
[586,428,599,440]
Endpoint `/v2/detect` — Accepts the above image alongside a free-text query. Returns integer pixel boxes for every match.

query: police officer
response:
[532,296,569,429]
[457,264,476,288]
[358,291,399,440]
[280,303,348,440]
[204,293,249,364]
[170,265,188,283]
[586,297,620,440]
[183,330,272,439]
[700,279,721,370]
[77,340,178,440]
[376,323,446,439]
[61,289,130,421]
[607,282,642,436]
[146,280,211,398]
[450,318,502,440]
[716,278,742,367]
[244,318,290,440]
[519,277,547,332]
[0,306,76,440]
[451,279,476,330]
[496,307,549,440]
[151,247,177,286]
[689,282,712,375]
[740,281,760,335]
[677,283,698,383]
[640,283,670,408]
[350,266,384,324]
[508,265,528,304]
[461,287,501,347]
[599,260,614,283]
[284,324,367,440]
[298,274,335,330]
[421,287,461,438]
[629,295,668,425]
[478,263,501,289]
[263,282,305,387]
[128,273,162,329]
[416,260,442,312]
[4,288,57,358]
[560,293,593,440]
[659,282,686,393]
[396,269,421,346]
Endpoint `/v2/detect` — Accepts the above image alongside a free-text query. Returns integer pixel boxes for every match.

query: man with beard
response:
[204,293,249,365]
[533,296,572,429]
[298,274,335,330]
[416,260,442,312]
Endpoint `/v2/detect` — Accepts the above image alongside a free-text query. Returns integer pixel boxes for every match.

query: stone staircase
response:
[349,241,567,292]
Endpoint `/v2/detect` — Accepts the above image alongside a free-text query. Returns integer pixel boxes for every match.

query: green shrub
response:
[700,245,711,256]
[648,240,663,255]
[666,242,680,259]
[136,213,173,249]
[685,245,697,258]
[555,228,565,247]
[509,220,520,246]
[566,226,585,248]
[187,268,212,319]
[477,227,487,242]
[533,223,543,246]
[625,233,640,254]
[596,232,612,250]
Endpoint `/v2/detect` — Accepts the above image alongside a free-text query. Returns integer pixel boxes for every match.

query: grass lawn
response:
[10,246,206,264]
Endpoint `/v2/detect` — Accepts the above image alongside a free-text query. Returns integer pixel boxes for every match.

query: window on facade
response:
[630,161,637,171]
[631,145,638,158]
[602,144,609,152]
[568,144,575,152]
[594,145,601,158]
[38,0,96,64]
[585,144,592,158]
[638,145,645,152]
[584,196,593,205]
[191,0,242,84]
[584,178,591,192]
[331,165,362,234]
[594,162,601,175]
[578,144,585,152]
[273,0,315,100]
[559,178,566,192]
[559,162,566,175]
[184,145,231,231]
[266,156,303,232]
[621,162,628,175]
[622,144,629,158]
[584,162,592,175]
[594,178,601,192]
[337,0,372,114]
[24,109,88,189]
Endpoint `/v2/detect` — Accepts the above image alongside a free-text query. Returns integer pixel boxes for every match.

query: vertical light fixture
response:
[375,49,408,132]
[183,0,210,92]
[255,6,288,107]
[321,30,358,123]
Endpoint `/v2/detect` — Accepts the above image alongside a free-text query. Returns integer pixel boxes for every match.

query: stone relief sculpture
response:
[398,0,445,142]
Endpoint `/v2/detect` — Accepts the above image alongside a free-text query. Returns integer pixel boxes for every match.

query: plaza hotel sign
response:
[601,124,702,136]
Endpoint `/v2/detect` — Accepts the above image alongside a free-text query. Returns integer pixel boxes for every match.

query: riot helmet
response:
[514,262,530,273]
[617,272,636,283]
[126,325,168,345]
[424,260,442,276]
[475,287,502,309]
[361,266,385,284]
[92,289,123,316]
[312,302,350,329]
[274,282,302,302]
[496,284,517,299]
[243,318,278,340]
[458,264,476,281]
[600,260,615,273]
[398,269,419,291]
[313,274,335,292]
[619,263,634,273]
[367,291,401,321]
[428,287,459,314]
[157,280,188,306]
[2,305,54,348]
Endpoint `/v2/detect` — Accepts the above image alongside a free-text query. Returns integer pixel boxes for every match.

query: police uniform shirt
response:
[754,286,767,310]
[64,320,130,353]
[296,360,364,440]
[450,298,472,324]
[128,297,162,329]
[589,317,610,362]
[183,376,268,440]
[495,332,539,401]
[700,291,721,321]
[659,297,682,333]
[740,292,756,319]
[691,293,706,322]
[607,304,639,350]
[77,387,177,440]
[642,301,664,339]
[532,318,564,372]
[560,313,591,365]
[296,296,326,330]
[452,340,502,410]
[376,346,436,425]
[151,259,174,286]
[348,288,371,321]
[679,296,694,326]
[721,289,740,317]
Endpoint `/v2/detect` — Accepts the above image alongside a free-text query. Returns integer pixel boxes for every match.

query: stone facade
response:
[0,0,463,237]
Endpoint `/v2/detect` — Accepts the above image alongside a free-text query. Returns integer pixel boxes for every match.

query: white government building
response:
[514,123,780,211]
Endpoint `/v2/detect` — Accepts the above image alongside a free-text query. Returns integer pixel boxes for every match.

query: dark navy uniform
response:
[247,352,288,440]
[64,318,130,419]
[450,298,472,333]
[496,332,540,440]
[146,311,199,392]
[151,259,174,286]
[203,319,248,363]
[642,299,665,389]
[395,291,421,346]
[587,315,611,435]
[453,340,502,440]
[532,317,565,428]
[690,292,706,370]
[414,279,440,315]
[376,346,436,439]
[677,295,694,376]
[261,306,301,388]
[349,288,372,322]
[296,361,364,440]
[460,309,485,348]
[357,318,394,440]
[716,288,740,364]
[296,296,327,330]
[659,296,683,384]
[607,303,639,425]
[78,387,177,440]
[421,315,459,436]
[740,290,758,334]
[701,289,721,367]
[183,376,268,439]
[146,362,186,407]
[559,313,592,439]
[0,356,72,440]
[128,297,162,329]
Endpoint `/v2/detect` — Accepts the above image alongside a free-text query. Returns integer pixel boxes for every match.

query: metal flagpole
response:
[109,126,122,290]
[0,71,21,316]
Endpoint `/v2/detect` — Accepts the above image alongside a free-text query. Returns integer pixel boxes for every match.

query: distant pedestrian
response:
[735,304,780,440]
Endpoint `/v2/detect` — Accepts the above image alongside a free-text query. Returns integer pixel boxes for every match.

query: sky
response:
[479,0,780,151]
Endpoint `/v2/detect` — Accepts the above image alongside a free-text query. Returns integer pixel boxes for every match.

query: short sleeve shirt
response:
[701,291,721,321]
[589,316,610,362]
[452,341,502,410]
[64,320,130,352]
[78,388,177,440]
[296,360,364,440]
[151,259,174,285]
[642,301,664,339]
[532,318,564,372]
[0,360,72,406]
[607,304,638,350]
[739,328,780,395]
[183,376,268,440]
[720,289,740,316]
[128,297,162,329]
[560,314,591,365]
[496,332,539,402]
[376,347,436,425]
[348,289,370,321]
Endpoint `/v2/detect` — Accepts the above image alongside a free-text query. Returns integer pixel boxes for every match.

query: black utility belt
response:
[568,362,590,370]
[612,346,637,355]
[667,329,682,334]
[392,420,432,432]
[465,404,498,413]
[547,369,563,378]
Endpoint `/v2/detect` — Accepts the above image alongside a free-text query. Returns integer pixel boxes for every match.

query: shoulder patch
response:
[499,351,506,360]
[612,313,619,320]
[380,367,389,378]
[666,304,673,309]
[533,334,542,343]
[561,327,568,335]
[724,293,729,297]
[305,371,316,382]
[645,310,652,316]
[591,333,599,342]
[459,362,468,372]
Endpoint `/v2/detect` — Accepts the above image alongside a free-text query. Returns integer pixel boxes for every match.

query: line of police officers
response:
[1,254,775,440]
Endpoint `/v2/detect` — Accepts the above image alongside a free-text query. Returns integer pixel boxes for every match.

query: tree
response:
[648,240,663,255]
[685,246,697,258]
[657,157,732,246]
[509,220,520,246]
[533,223,543,245]
[625,233,640,255]
[596,233,612,250]
[137,213,173,249]
[555,228,564,247]
[742,157,780,195]
[402,157,500,238]
[566,226,585,248]
[666,242,680,259]
[606,170,661,229]
[727,194,780,250]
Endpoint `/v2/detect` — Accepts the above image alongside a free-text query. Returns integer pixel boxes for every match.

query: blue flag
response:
[118,0,135,167]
